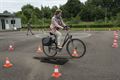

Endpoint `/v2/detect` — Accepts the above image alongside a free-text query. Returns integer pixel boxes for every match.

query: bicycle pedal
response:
[56,48,62,52]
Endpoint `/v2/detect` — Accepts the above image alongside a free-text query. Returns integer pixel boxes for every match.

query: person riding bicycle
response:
[50,9,68,48]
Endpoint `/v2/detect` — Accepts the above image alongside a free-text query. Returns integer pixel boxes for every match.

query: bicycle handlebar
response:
[63,27,71,36]
[63,26,70,31]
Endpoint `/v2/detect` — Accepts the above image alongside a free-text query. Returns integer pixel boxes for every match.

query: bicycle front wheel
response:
[43,42,57,57]
[66,39,86,58]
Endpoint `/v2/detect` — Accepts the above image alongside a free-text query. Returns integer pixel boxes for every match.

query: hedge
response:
[22,23,120,29]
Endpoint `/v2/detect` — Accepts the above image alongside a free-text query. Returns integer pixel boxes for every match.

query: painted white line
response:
[34,32,92,39]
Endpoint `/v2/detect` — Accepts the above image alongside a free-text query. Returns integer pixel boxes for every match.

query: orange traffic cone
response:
[37,46,42,53]
[114,35,118,40]
[9,44,14,51]
[72,48,79,57]
[52,65,61,78]
[3,57,13,68]
[114,33,118,36]
[112,39,118,48]
[114,31,117,34]
[113,39,117,43]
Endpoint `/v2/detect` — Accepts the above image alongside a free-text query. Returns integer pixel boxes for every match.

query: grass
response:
[71,27,120,31]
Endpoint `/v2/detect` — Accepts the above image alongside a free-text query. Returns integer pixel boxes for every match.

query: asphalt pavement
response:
[0,31,120,80]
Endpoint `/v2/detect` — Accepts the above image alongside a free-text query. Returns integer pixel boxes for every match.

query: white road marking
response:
[34,32,92,39]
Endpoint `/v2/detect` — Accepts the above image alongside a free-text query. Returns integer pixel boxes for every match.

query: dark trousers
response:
[27,28,34,35]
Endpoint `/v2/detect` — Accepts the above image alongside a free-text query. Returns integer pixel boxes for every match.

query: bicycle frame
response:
[61,31,72,48]
[50,30,72,49]
[44,30,86,57]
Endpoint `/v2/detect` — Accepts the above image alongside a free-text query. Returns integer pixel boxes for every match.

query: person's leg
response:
[26,28,29,35]
[30,28,34,35]
[54,30,62,48]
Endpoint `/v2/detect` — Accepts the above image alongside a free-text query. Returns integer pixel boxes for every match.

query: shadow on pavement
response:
[33,56,70,65]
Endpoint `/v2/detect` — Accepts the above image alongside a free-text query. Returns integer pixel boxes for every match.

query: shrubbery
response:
[22,22,120,29]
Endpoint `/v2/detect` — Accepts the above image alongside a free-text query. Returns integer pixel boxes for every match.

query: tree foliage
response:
[13,0,120,25]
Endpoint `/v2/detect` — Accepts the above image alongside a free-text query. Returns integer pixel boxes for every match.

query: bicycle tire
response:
[42,42,57,57]
[66,39,86,58]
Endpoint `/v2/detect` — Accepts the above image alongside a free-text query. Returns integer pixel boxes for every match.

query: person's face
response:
[57,12,62,17]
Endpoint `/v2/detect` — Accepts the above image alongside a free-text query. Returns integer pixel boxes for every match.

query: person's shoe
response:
[56,46,62,52]
[32,33,34,35]
[57,46,62,49]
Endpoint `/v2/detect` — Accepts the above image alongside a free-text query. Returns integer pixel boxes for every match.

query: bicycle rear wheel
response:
[43,42,57,57]
[66,39,86,58]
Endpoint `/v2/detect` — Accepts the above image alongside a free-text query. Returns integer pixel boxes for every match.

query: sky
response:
[0,0,87,13]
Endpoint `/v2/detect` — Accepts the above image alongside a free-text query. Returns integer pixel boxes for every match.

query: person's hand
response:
[63,26,70,30]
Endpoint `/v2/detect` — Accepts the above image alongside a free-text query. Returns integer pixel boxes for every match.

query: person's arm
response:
[52,17,63,29]
[60,17,66,27]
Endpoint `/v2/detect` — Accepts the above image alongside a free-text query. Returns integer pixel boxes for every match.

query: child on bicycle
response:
[50,9,68,48]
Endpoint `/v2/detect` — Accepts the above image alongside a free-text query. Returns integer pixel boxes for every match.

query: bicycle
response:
[42,29,86,58]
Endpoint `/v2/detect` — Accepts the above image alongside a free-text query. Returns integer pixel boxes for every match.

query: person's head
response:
[54,9,62,17]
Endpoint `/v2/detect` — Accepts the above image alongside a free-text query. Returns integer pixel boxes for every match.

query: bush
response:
[22,23,114,29]
[70,23,113,28]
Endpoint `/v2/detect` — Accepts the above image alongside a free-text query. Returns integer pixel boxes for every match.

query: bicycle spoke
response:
[43,42,57,57]
[48,47,51,53]
[66,39,86,58]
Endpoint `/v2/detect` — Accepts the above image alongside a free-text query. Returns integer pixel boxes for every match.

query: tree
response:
[41,6,52,19]
[30,13,39,25]
[86,0,120,19]
[14,0,120,24]
[34,7,43,19]
[51,6,58,16]
[3,10,11,14]
[20,13,27,24]
[21,4,34,21]
[114,13,120,27]
[60,0,83,18]
[79,3,105,21]
[15,11,22,17]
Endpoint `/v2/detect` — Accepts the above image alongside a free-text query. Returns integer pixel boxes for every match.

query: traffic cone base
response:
[72,53,79,57]
[9,45,14,51]
[3,57,13,68]
[114,36,118,39]
[114,31,117,34]
[52,72,61,78]
[3,63,13,68]
[37,46,42,53]
[72,49,79,57]
[9,48,14,51]
[114,33,118,36]
[114,39,117,43]
[112,43,118,48]
[52,65,61,78]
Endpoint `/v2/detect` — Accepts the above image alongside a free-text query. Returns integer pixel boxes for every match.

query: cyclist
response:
[50,9,67,48]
